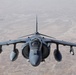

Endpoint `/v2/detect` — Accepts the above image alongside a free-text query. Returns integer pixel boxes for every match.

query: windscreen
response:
[31,39,41,48]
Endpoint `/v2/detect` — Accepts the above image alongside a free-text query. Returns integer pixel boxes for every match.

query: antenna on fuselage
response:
[36,15,38,33]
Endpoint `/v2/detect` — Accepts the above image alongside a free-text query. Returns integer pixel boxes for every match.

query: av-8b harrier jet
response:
[0,16,76,66]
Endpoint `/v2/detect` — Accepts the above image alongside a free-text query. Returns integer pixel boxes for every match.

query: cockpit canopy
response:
[31,38,41,47]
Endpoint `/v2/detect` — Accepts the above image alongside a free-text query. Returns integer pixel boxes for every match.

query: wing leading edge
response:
[0,38,26,46]
[45,38,76,47]
[43,38,76,55]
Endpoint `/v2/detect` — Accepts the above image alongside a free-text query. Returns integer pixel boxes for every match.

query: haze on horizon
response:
[0,0,76,17]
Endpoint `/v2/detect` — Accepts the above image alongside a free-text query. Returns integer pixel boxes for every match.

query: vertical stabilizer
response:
[36,15,38,33]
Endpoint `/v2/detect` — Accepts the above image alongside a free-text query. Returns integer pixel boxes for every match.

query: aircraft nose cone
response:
[29,55,40,66]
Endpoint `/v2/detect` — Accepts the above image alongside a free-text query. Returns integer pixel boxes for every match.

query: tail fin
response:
[36,15,38,33]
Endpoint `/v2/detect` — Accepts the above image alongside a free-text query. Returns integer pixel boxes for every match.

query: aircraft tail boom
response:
[36,16,38,33]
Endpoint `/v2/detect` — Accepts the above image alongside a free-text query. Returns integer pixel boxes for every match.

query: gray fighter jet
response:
[0,16,76,66]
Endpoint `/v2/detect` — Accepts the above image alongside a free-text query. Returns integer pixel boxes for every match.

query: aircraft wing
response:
[0,38,26,46]
[44,38,76,47]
